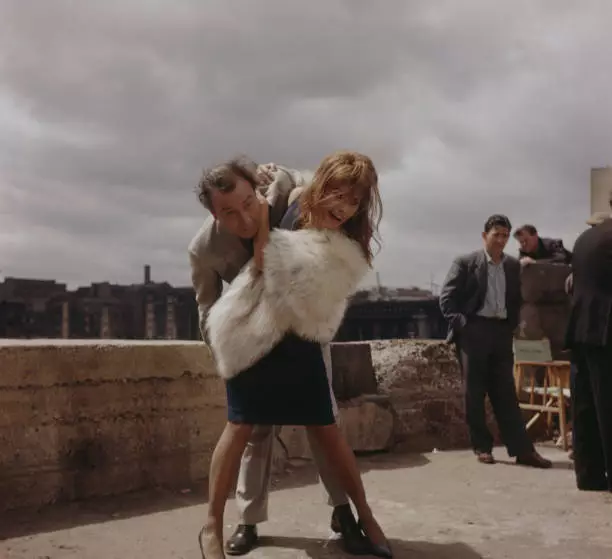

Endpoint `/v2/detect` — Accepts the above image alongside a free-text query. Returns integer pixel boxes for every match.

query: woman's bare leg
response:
[306,424,389,549]
[199,422,253,558]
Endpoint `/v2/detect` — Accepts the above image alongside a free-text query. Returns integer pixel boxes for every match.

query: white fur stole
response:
[206,228,369,379]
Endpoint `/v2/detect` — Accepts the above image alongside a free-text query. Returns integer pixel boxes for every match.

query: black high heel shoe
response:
[331,505,371,555]
[357,519,393,558]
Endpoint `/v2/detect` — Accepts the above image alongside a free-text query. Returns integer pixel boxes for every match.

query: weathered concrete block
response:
[538,304,570,349]
[337,395,394,452]
[521,303,569,349]
[277,426,312,460]
[0,451,213,511]
[370,339,499,451]
[518,262,571,360]
[0,340,225,510]
[520,263,571,304]
[275,395,394,460]
[519,303,545,339]
[330,342,377,400]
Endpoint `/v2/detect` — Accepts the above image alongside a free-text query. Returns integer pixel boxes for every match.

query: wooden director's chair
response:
[513,338,572,450]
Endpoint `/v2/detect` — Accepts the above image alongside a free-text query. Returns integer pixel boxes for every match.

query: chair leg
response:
[557,368,569,451]
[545,366,553,437]
[515,364,531,428]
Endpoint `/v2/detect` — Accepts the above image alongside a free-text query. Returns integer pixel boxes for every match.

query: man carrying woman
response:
[192,151,392,558]
[189,154,388,556]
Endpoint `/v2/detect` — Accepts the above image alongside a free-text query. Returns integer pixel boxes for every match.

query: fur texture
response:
[207,228,369,379]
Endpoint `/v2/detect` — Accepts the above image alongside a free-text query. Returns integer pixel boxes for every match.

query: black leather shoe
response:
[475,451,496,464]
[330,505,370,555]
[225,524,258,556]
[516,450,552,469]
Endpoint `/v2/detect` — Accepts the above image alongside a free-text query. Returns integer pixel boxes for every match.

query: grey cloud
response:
[1,0,612,290]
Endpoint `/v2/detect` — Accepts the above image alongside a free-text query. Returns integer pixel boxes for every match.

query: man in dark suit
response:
[513,224,572,265]
[565,210,611,461]
[440,214,552,468]
[565,217,612,492]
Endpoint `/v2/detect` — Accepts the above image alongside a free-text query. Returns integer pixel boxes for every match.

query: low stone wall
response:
[0,340,224,511]
[0,338,469,511]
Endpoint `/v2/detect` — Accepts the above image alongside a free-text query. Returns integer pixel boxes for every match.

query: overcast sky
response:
[1,0,611,291]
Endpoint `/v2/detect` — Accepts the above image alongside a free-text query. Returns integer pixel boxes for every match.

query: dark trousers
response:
[456,317,533,457]
[572,344,612,491]
[570,363,578,449]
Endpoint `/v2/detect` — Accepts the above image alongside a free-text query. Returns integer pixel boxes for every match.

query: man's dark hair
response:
[197,156,258,212]
[513,224,538,238]
[484,214,512,233]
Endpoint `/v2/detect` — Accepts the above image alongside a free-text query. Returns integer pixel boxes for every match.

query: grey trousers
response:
[235,343,349,525]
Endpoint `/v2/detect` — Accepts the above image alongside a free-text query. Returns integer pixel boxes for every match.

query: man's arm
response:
[188,250,222,342]
[518,248,536,266]
[281,167,314,189]
[256,163,310,188]
[284,168,313,206]
[545,238,572,264]
[439,256,468,331]
[260,166,313,226]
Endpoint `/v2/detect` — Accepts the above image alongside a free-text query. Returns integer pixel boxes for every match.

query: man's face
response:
[482,226,510,257]
[515,231,538,253]
[210,178,261,239]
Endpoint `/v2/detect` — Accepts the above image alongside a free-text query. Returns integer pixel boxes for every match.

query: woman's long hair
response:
[298,151,382,264]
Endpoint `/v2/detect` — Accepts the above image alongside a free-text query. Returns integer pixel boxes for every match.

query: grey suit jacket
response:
[188,166,311,339]
[439,250,522,343]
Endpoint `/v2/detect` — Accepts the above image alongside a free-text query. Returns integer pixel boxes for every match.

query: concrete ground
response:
[1,446,611,559]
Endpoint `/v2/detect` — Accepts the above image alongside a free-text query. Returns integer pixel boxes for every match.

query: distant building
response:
[47,281,199,340]
[0,270,444,342]
[335,287,446,341]
[351,286,435,302]
[0,267,199,340]
[0,278,67,338]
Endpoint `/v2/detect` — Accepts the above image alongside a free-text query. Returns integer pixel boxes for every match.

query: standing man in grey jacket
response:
[188,157,367,556]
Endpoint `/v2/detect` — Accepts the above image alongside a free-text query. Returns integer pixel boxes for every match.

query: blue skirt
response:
[225,333,335,425]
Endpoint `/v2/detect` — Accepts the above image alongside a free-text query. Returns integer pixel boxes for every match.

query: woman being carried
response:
[199,151,392,558]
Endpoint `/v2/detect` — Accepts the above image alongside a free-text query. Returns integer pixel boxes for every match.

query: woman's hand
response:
[253,194,270,272]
